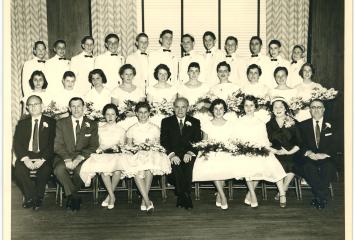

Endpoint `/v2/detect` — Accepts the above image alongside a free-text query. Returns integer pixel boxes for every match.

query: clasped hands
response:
[64,155,85,170]
[269,147,292,155]
[305,151,330,161]
[23,157,45,170]
[170,153,194,165]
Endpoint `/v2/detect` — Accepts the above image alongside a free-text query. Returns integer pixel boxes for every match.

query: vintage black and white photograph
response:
[4,0,349,239]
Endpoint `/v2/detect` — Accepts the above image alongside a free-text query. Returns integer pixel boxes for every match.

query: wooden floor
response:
[11,177,344,240]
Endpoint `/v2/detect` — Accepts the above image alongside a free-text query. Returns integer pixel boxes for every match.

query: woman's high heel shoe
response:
[101,195,110,207]
[140,200,147,211]
[279,195,286,208]
[146,201,154,214]
[215,193,221,207]
[107,198,115,210]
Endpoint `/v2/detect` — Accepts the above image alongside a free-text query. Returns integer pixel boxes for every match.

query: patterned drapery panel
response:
[91,0,137,57]
[266,0,309,60]
[11,0,48,132]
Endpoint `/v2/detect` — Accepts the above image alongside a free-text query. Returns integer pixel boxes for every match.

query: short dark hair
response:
[292,44,305,53]
[88,69,107,85]
[250,36,262,45]
[174,97,189,107]
[310,98,325,106]
[299,62,315,78]
[274,66,288,78]
[119,64,136,77]
[62,71,76,80]
[33,41,46,51]
[217,61,231,72]
[187,62,200,72]
[271,99,291,116]
[29,70,48,90]
[102,103,120,121]
[81,36,94,45]
[268,39,281,48]
[203,31,216,40]
[241,95,259,114]
[182,34,195,42]
[225,36,238,45]
[105,33,119,43]
[69,97,85,107]
[26,95,43,106]
[135,101,151,112]
[246,64,262,76]
[136,32,149,42]
[160,29,173,39]
[209,98,228,116]
[54,39,66,48]
[154,64,171,80]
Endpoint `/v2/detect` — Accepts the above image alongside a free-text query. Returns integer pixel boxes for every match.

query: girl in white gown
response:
[294,63,322,121]
[126,102,171,212]
[84,69,112,111]
[288,45,306,88]
[111,64,146,130]
[269,66,297,104]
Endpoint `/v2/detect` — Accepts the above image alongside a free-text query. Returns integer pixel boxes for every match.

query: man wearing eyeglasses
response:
[299,99,337,209]
[13,95,56,210]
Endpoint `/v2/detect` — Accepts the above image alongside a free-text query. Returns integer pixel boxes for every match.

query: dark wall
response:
[309,0,344,153]
[47,0,91,58]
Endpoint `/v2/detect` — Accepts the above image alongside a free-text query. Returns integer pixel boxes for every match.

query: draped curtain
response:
[91,0,137,57]
[10,0,48,132]
[266,0,309,60]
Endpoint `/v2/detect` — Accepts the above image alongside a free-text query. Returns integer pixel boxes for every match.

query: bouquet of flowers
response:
[121,142,166,154]
[226,90,245,115]
[188,93,216,115]
[116,100,139,121]
[42,101,68,119]
[84,102,105,122]
[150,99,174,117]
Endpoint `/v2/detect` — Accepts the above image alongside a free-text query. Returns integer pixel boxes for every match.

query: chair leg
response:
[329,182,334,199]
[55,184,59,204]
[59,186,63,207]
[194,182,200,200]
[298,178,303,200]
[161,175,167,200]
[228,180,233,200]
[294,178,300,200]
[127,178,133,203]
[261,181,267,200]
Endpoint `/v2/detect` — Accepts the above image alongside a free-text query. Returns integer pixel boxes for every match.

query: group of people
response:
[13,30,338,213]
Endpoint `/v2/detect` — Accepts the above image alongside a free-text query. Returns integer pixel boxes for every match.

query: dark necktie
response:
[163,49,171,52]
[184,53,190,56]
[179,119,184,134]
[315,121,321,148]
[141,52,147,55]
[37,60,46,63]
[111,53,118,56]
[291,60,297,64]
[84,55,93,58]
[271,58,277,61]
[251,54,258,57]
[226,55,232,58]
[59,57,66,60]
[75,120,81,144]
[206,50,212,54]
[32,119,39,153]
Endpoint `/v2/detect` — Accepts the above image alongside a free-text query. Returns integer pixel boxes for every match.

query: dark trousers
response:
[14,160,51,201]
[53,161,84,197]
[302,158,335,200]
[171,158,195,196]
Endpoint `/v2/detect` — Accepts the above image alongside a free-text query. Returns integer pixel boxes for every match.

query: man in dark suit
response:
[299,99,336,209]
[160,97,202,209]
[13,95,56,210]
[53,97,99,211]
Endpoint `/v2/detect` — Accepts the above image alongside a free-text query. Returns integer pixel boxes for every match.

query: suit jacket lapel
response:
[66,117,76,148]
[308,119,318,150]
[24,118,32,147]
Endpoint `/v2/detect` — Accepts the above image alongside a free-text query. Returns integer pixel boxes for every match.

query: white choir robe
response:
[70,51,95,96]
[84,87,112,111]
[261,55,290,89]
[21,57,46,97]
[44,55,70,95]
[178,50,206,83]
[223,53,248,87]
[203,46,225,87]
[148,47,178,86]
[94,51,124,91]
[288,59,305,88]
[126,49,149,90]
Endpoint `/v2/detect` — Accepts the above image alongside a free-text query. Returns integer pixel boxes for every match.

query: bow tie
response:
[206,50,212,54]
[271,58,278,61]
[84,55,93,58]
[226,55,232,58]
[251,54,258,57]
[59,57,66,60]
[163,49,171,52]
[37,60,46,63]
[291,60,297,64]
[140,52,147,55]
[111,53,118,56]
[184,53,190,56]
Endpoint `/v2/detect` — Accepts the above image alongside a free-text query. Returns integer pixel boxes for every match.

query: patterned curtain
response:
[266,0,309,60]
[10,0,48,132]
[91,0,137,57]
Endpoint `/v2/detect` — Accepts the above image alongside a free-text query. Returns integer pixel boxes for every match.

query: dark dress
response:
[266,117,302,173]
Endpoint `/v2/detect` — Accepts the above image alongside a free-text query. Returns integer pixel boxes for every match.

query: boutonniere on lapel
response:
[284,116,295,128]
[324,122,332,130]
[43,122,48,128]
[85,122,90,128]
[185,121,192,127]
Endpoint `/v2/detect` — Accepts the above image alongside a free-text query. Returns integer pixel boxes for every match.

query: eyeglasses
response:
[27,103,41,107]
[310,106,324,110]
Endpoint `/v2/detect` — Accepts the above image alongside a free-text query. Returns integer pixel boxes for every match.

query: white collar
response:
[312,117,323,127]
[72,116,84,126]
[31,115,42,123]
[176,116,186,123]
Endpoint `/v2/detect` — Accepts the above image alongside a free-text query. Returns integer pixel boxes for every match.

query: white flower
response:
[43,122,48,128]
[325,122,332,129]
[85,122,90,128]
[185,121,192,126]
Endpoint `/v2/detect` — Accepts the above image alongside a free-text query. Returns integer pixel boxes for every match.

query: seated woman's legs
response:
[246,180,258,207]
[214,180,227,209]
[134,171,152,208]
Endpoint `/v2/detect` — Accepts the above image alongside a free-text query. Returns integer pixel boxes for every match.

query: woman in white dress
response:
[84,69,112,111]
[288,45,306,88]
[111,64,146,130]
[269,67,297,103]
[21,70,51,115]
[294,63,323,121]
[126,102,171,213]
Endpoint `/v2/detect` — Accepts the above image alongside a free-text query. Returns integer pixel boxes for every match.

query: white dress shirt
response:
[70,51,96,96]
[28,115,42,152]
[262,55,290,88]
[22,57,46,97]
[203,46,225,87]
[126,49,149,90]
[178,50,206,83]
[312,117,323,147]
[44,55,70,95]
[288,59,305,88]
[94,51,125,91]
[72,116,84,144]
